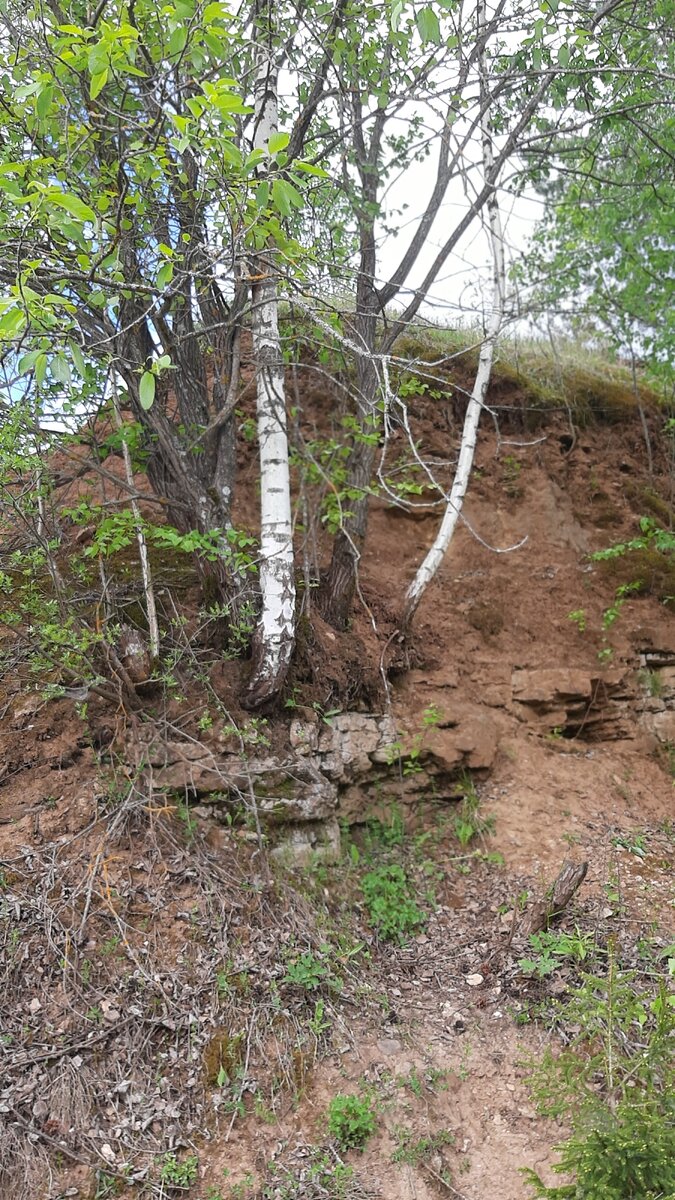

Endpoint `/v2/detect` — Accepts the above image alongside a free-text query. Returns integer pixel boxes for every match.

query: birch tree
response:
[404,0,507,625]
[245,0,295,707]
[0,0,666,707]
[316,0,560,628]
[316,0,666,631]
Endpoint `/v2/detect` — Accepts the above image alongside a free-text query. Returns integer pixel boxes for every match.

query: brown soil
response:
[0,369,673,1200]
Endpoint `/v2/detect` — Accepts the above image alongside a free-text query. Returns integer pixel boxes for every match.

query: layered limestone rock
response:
[130,737,338,823]
[126,637,675,863]
[129,703,504,858]
[511,666,636,739]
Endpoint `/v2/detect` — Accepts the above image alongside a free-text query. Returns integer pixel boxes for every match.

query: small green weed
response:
[364,805,406,850]
[567,609,587,633]
[361,864,425,942]
[501,454,523,496]
[611,831,648,857]
[392,1127,454,1165]
[283,948,339,992]
[159,1151,199,1188]
[93,1171,121,1199]
[638,668,664,698]
[227,1172,255,1199]
[397,1067,423,1098]
[176,798,198,844]
[308,998,332,1037]
[453,775,496,847]
[519,929,598,979]
[327,1092,377,1151]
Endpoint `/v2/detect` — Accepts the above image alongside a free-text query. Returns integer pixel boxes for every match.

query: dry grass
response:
[0,768,372,1197]
[392,326,665,428]
[0,1124,50,1200]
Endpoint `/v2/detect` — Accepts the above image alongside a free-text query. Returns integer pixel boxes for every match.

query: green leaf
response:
[272,178,304,217]
[36,85,54,120]
[292,161,329,178]
[220,140,243,169]
[90,69,108,100]
[51,355,72,385]
[203,32,228,58]
[50,193,97,223]
[69,341,87,378]
[203,0,228,19]
[557,43,570,67]
[18,350,41,375]
[88,44,108,75]
[168,26,188,58]
[244,148,266,173]
[156,262,174,289]
[268,131,290,155]
[0,307,26,338]
[417,6,441,44]
[139,371,156,410]
[390,0,404,31]
[35,353,48,384]
[255,181,270,210]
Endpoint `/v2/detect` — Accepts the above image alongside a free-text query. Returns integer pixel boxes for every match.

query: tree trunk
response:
[112,379,160,661]
[403,31,506,628]
[243,0,296,709]
[321,183,382,631]
[321,436,374,630]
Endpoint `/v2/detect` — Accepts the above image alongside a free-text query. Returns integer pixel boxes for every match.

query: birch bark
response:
[112,379,160,660]
[403,19,506,627]
[244,0,295,708]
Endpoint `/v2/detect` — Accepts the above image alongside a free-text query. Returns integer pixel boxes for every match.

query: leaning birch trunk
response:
[243,0,296,709]
[403,67,506,627]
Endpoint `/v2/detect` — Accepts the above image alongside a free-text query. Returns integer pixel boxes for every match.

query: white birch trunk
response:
[403,35,506,627]
[244,2,295,707]
[112,380,160,660]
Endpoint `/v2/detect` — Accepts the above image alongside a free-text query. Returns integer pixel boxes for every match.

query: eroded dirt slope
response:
[0,387,673,1200]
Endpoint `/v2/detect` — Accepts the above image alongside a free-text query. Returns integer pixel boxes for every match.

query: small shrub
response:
[523,1098,675,1199]
[592,518,675,609]
[523,946,675,1200]
[327,1092,377,1151]
[360,864,425,942]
